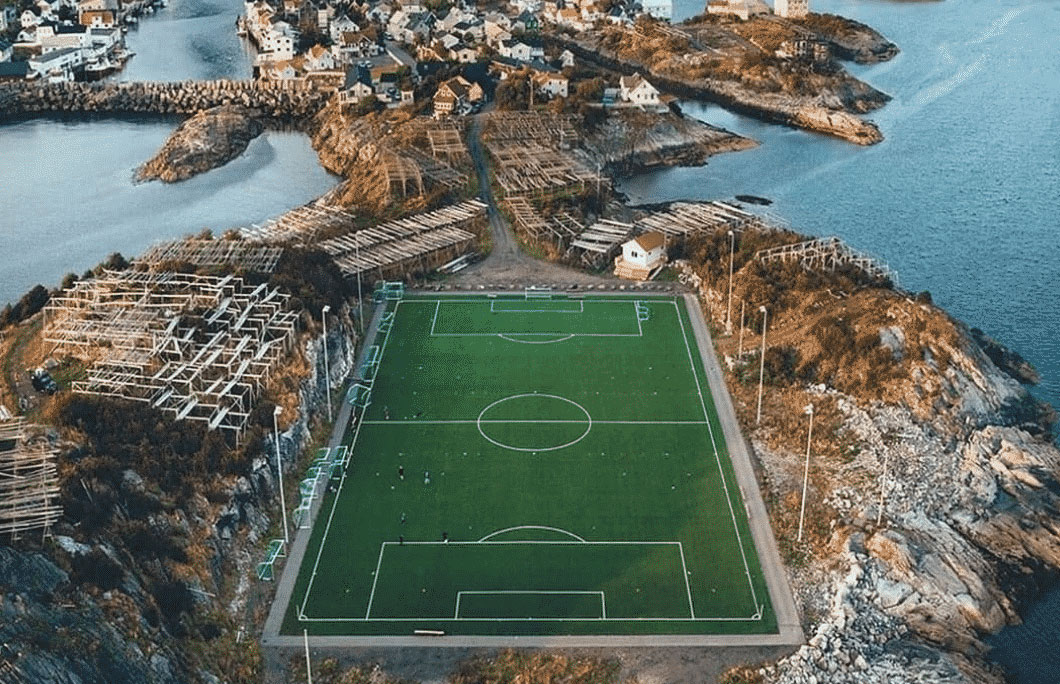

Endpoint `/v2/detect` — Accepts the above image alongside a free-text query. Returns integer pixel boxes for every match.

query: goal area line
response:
[428,300,645,338]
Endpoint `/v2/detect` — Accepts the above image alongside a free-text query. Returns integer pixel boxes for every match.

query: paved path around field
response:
[683,293,804,647]
[261,303,387,647]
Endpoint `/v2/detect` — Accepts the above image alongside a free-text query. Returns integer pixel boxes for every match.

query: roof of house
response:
[632,231,665,251]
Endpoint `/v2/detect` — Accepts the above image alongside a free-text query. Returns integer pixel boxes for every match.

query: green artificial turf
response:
[281,294,776,636]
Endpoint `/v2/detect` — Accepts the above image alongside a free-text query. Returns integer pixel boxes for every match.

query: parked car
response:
[30,368,58,395]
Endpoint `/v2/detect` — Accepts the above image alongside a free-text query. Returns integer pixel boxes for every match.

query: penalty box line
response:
[454,590,607,620]
[361,539,695,623]
[489,300,585,313]
[427,300,644,338]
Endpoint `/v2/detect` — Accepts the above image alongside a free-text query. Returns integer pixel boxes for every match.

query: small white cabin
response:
[615,231,667,280]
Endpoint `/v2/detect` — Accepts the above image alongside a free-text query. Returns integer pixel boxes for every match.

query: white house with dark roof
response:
[619,72,660,106]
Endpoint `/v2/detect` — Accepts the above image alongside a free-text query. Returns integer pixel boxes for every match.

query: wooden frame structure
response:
[483,112,580,147]
[42,271,298,436]
[135,238,284,273]
[505,197,584,243]
[755,236,898,285]
[319,201,487,279]
[0,418,61,539]
[243,201,358,245]
[568,219,635,267]
[636,201,771,241]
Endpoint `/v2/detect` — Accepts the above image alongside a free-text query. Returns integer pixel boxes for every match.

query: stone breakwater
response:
[0,79,331,125]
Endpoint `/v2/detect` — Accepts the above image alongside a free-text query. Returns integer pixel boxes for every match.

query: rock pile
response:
[0,79,330,124]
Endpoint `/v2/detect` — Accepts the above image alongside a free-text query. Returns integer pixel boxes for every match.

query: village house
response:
[619,72,660,106]
[432,74,483,117]
[706,0,769,20]
[531,69,568,98]
[328,13,359,42]
[29,45,83,81]
[78,0,119,29]
[450,42,478,63]
[774,0,809,18]
[334,31,382,65]
[614,231,667,280]
[559,48,575,68]
[259,59,297,79]
[339,64,375,104]
[304,43,335,70]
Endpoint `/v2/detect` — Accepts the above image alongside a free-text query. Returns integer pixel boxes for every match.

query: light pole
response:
[355,240,364,333]
[273,405,289,545]
[321,305,332,423]
[304,629,313,684]
[756,306,767,426]
[737,299,745,358]
[797,403,813,543]
[725,230,735,335]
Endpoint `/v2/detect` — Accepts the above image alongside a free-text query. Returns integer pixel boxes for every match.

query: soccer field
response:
[281,293,777,636]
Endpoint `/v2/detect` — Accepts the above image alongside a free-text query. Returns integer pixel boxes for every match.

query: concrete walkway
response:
[261,303,387,647]
[683,293,804,647]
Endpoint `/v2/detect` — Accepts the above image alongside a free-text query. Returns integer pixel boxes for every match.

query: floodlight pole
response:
[321,305,332,423]
[355,241,364,334]
[726,230,735,335]
[756,306,767,426]
[304,629,313,684]
[797,403,813,543]
[738,300,745,358]
[273,405,289,545]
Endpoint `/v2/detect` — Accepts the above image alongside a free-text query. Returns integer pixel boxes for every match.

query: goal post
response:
[525,286,553,300]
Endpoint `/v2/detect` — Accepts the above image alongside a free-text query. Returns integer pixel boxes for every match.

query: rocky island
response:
[136,105,265,183]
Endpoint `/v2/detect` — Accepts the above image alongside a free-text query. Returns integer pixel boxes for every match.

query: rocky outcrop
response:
[137,105,265,183]
[675,227,1059,683]
[969,327,1041,385]
[0,80,330,124]
[796,13,901,64]
[585,108,758,170]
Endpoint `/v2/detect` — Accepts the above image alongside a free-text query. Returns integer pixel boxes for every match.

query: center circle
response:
[476,394,592,452]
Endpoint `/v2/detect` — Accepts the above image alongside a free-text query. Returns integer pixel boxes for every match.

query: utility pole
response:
[355,239,364,333]
[273,405,289,545]
[756,306,767,425]
[726,230,735,334]
[738,300,745,358]
[797,403,813,543]
[321,305,331,423]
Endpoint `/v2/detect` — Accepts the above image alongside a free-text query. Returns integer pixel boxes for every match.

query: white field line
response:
[298,299,402,619]
[425,299,641,338]
[478,524,587,542]
[489,300,585,313]
[361,419,709,425]
[678,541,695,620]
[497,334,575,344]
[364,543,387,620]
[454,590,605,620]
[673,300,761,612]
